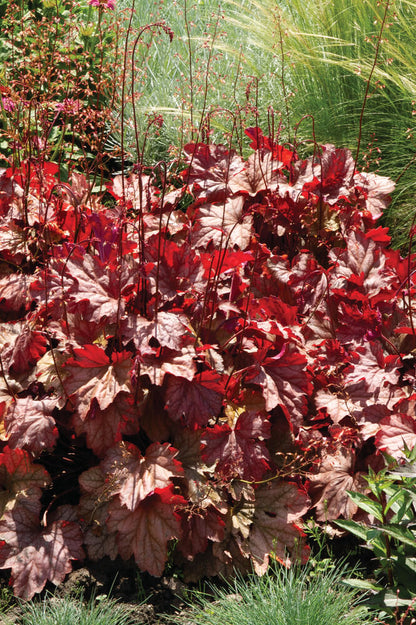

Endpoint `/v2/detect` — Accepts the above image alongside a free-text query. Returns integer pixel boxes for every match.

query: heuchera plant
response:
[0,128,415,599]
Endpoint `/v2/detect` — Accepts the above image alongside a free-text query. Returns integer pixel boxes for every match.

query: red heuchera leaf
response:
[164,371,224,429]
[244,128,296,166]
[102,441,183,510]
[0,221,31,263]
[5,162,59,198]
[72,393,140,457]
[5,397,58,456]
[336,301,382,343]
[314,389,351,425]
[145,236,205,298]
[140,344,198,385]
[0,447,51,516]
[199,249,255,279]
[283,252,329,319]
[301,144,355,206]
[123,311,193,353]
[201,411,271,481]
[78,466,118,561]
[0,500,84,599]
[375,414,416,460]
[191,196,253,250]
[353,171,395,219]
[229,151,285,196]
[246,349,311,427]
[31,247,136,325]
[7,327,48,375]
[0,274,31,313]
[183,143,244,201]
[309,446,367,521]
[330,229,395,297]
[107,486,186,577]
[344,342,400,394]
[178,506,225,560]
[0,322,48,375]
[246,480,310,572]
[365,227,391,244]
[63,346,132,421]
[109,173,159,210]
[87,211,137,264]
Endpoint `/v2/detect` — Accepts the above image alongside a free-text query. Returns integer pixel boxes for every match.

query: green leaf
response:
[334,519,368,541]
[346,490,384,521]
[379,524,416,549]
[380,593,416,608]
[342,578,383,592]
[384,487,412,521]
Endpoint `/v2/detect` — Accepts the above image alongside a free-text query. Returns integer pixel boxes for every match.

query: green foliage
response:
[112,0,253,164]
[336,447,416,611]
[170,559,375,625]
[0,0,123,177]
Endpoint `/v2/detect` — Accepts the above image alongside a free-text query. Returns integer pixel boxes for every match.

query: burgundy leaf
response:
[183,143,244,201]
[0,447,51,516]
[375,414,416,460]
[247,480,310,572]
[0,274,31,313]
[5,326,48,375]
[330,229,395,297]
[344,342,400,394]
[314,389,351,425]
[300,144,355,206]
[0,501,84,599]
[63,345,132,420]
[353,171,395,220]
[31,247,137,325]
[107,486,186,577]
[140,344,198,385]
[178,506,225,560]
[164,371,224,429]
[72,393,140,457]
[201,411,271,480]
[191,196,253,250]
[78,466,118,561]
[102,441,183,511]
[145,236,205,299]
[309,446,367,521]
[229,150,285,196]
[123,311,193,353]
[5,397,58,455]
[109,173,159,210]
[246,349,312,427]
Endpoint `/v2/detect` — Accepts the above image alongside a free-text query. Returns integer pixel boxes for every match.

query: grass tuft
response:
[15,592,137,625]
[170,559,376,625]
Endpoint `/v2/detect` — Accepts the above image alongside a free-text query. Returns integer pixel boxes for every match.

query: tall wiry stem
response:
[352,0,391,178]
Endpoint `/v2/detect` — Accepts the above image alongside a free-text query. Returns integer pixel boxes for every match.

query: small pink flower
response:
[55,99,82,116]
[1,96,15,113]
[88,0,115,8]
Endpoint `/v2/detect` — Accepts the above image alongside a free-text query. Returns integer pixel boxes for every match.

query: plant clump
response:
[1,125,416,601]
